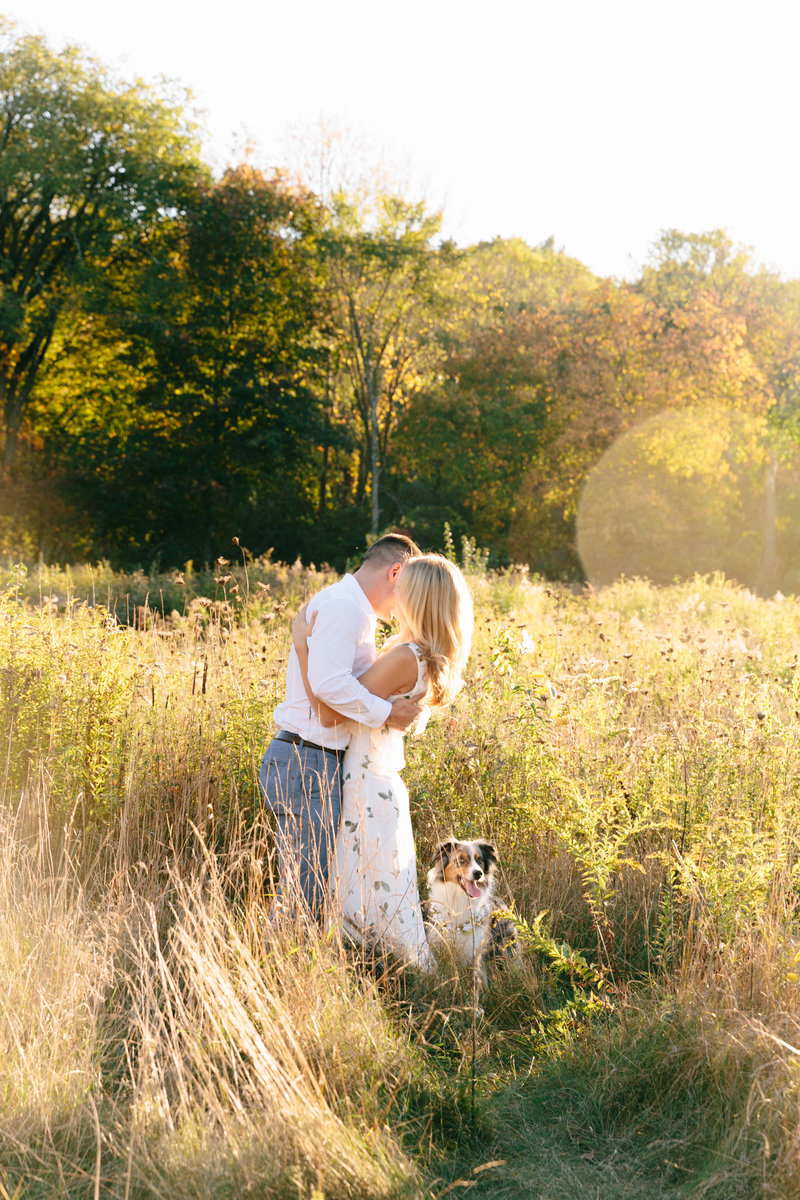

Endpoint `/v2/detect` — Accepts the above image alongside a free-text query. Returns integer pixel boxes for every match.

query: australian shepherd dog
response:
[426,839,518,989]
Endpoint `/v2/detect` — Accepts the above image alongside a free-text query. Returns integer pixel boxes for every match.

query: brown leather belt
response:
[275,730,345,760]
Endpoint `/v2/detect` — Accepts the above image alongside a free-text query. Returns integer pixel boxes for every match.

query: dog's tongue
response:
[463,879,482,899]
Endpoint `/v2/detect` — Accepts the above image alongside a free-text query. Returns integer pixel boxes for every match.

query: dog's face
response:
[430,839,498,900]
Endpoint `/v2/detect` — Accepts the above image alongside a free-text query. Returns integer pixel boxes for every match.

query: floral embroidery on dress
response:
[330,643,431,969]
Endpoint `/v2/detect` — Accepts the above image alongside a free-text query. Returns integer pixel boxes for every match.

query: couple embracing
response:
[259,534,473,968]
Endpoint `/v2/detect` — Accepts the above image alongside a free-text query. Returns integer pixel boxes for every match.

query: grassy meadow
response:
[2,553,800,1198]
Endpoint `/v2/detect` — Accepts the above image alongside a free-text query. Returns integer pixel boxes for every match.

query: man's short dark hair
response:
[363,533,420,567]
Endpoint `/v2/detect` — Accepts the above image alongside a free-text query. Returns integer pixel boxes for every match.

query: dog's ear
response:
[477,841,498,871]
[432,840,457,867]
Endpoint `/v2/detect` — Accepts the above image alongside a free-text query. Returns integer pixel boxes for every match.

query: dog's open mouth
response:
[458,876,482,900]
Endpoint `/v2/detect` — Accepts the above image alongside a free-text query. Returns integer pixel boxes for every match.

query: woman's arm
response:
[292,606,343,728]
[356,644,419,700]
[293,606,420,726]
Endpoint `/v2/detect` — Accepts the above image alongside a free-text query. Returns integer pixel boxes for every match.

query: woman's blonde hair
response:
[394,554,473,706]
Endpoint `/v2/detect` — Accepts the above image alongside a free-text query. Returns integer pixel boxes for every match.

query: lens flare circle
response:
[576,406,775,589]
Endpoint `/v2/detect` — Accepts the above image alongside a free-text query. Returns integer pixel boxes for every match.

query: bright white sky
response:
[10,0,800,281]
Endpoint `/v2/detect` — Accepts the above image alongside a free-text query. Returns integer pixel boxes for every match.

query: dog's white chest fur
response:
[426,880,492,961]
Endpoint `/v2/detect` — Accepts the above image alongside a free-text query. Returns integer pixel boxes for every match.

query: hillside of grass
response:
[1,559,799,1198]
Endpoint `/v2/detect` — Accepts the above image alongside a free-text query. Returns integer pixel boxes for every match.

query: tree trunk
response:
[368,367,381,533]
[2,323,57,474]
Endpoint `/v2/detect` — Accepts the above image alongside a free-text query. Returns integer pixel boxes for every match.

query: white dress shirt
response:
[272,574,393,749]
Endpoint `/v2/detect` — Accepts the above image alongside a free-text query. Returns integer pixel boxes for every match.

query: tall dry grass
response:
[0,795,430,1197]
[2,561,800,1196]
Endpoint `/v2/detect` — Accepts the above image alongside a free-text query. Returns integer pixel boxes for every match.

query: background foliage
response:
[4,25,800,588]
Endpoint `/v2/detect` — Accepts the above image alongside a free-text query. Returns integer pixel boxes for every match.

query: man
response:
[259,533,423,918]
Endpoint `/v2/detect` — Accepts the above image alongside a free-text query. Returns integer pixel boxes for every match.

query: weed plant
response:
[1,562,800,1196]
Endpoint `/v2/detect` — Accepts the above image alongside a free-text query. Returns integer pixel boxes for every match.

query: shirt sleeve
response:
[306,598,393,728]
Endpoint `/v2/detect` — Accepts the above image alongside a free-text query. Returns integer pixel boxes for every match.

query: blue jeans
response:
[258,737,343,920]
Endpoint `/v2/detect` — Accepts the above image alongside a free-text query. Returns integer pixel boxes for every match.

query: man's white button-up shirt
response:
[272,573,392,749]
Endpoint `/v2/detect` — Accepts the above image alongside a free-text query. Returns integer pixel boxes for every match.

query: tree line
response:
[4,21,800,584]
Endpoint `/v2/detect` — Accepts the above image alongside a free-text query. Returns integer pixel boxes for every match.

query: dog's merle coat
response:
[426,839,518,988]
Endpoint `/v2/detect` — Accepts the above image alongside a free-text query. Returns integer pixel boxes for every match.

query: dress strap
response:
[406,642,428,699]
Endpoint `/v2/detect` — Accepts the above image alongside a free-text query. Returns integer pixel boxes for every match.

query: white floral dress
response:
[331,643,433,968]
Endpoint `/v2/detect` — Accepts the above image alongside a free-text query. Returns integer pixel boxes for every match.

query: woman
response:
[293,554,473,967]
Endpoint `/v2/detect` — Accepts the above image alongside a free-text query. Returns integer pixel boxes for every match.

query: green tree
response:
[633,230,800,591]
[392,312,550,554]
[510,278,773,577]
[637,229,755,310]
[0,20,202,481]
[576,406,772,588]
[9,308,141,560]
[450,236,598,334]
[321,190,445,532]
[71,165,330,566]
[389,237,597,554]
